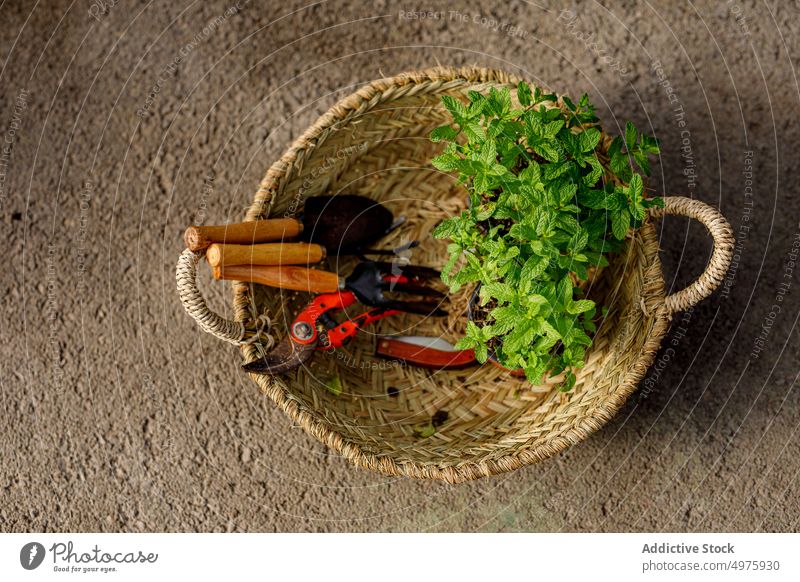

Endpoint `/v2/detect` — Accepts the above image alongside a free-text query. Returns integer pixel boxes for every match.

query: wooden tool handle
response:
[205,242,325,268]
[183,218,303,251]
[212,264,340,293]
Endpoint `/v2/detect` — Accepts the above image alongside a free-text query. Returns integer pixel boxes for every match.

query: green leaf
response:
[580,189,608,209]
[433,217,460,239]
[545,119,565,138]
[415,423,436,438]
[431,151,460,172]
[610,152,631,182]
[558,276,573,305]
[503,319,538,353]
[467,94,487,117]
[584,156,603,186]
[534,142,560,162]
[463,121,486,143]
[480,281,515,304]
[611,208,631,240]
[440,243,461,282]
[509,222,538,241]
[455,335,477,351]
[325,375,343,395]
[519,160,542,184]
[560,371,577,392]
[569,229,589,252]
[430,124,459,143]
[496,87,512,115]
[629,173,644,198]
[556,213,580,233]
[579,128,601,152]
[568,299,595,314]
[473,170,491,193]
[441,95,467,120]
[517,81,532,107]
[625,121,637,150]
[479,139,497,165]
[607,189,629,211]
[474,203,495,221]
[468,90,485,103]
[608,135,622,158]
[544,161,570,181]
[539,319,561,341]
[524,358,548,384]
[521,255,549,281]
[490,304,522,326]
[557,181,578,205]
[633,149,651,175]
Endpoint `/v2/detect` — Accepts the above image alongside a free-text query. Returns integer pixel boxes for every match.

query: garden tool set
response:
[176,68,735,483]
[183,195,473,375]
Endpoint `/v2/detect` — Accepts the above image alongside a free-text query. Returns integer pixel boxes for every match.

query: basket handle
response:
[176,248,274,347]
[650,196,735,313]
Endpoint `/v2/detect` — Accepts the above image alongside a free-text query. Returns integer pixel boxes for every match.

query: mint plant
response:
[431,83,662,390]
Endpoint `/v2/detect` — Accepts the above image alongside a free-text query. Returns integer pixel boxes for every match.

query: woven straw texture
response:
[217,67,733,483]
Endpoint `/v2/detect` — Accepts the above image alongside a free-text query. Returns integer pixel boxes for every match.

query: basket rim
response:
[231,66,673,484]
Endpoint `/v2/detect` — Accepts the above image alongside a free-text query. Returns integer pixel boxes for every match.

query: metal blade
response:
[242,335,317,375]
[387,336,460,351]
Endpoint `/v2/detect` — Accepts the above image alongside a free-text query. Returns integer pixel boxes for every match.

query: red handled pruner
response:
[241,262,447,375]
[242,291,399,375]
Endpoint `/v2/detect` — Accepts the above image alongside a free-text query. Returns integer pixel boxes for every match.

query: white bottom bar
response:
[1,533,798,581]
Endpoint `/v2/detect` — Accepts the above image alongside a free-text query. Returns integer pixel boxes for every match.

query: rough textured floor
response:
[2,0,799,532]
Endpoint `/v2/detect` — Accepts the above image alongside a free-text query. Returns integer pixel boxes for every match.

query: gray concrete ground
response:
[2,0,799,531]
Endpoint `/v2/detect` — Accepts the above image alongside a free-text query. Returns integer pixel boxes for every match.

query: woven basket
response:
[177,67,734,483]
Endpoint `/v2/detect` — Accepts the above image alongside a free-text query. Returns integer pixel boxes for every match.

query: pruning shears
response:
[241,262,447,375]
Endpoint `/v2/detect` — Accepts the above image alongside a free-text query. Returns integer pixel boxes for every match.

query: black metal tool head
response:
[344,261,447,317]
[242,333,317,375]
[300,195,395,255]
